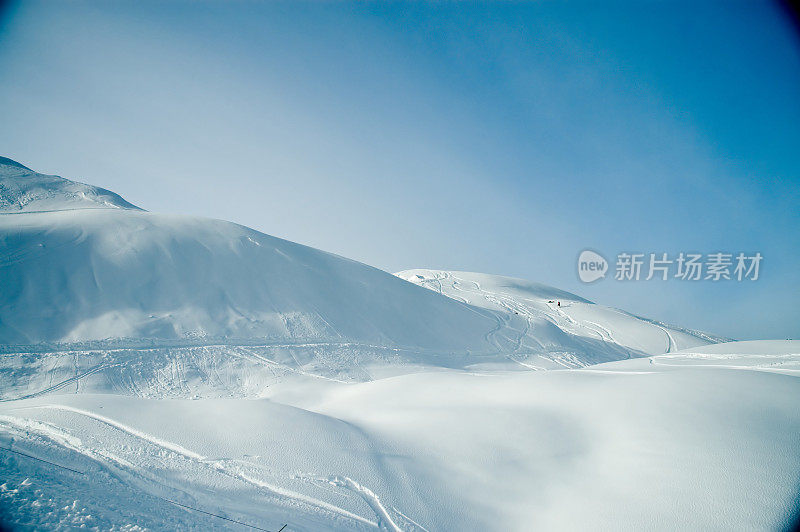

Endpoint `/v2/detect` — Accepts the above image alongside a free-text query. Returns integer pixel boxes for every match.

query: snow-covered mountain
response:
[0,157,501,354]
[0,157,140,213]
[1,209,502,350]
[0,156,721,387]
[1,156,797,531]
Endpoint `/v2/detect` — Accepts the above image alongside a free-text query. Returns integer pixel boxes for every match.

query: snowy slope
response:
[0,157,507,355]
[0,157,723,393]
[0,209,501,351]
[397,269,727,366]
[0,157,140,213]
[1,341,798,531]
[0,156,796,531]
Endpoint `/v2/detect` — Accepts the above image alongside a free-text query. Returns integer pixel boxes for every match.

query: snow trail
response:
[328,476,402,532]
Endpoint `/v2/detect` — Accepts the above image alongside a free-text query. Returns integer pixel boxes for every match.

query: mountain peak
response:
[0,156,32,170]
[0,156,141,213]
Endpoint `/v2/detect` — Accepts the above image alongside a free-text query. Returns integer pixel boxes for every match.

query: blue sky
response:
[1,1,798,339]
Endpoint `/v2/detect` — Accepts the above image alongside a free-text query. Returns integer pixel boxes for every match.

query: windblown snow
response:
[1,157,798,531]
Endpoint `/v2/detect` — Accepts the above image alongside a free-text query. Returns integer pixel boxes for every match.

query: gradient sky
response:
[1,1,798,340]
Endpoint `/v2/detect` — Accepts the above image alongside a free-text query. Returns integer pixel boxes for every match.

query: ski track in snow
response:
[2,342,799,530]
[414,271,650,369]
[0,405,402,530]
[31,404,206,460]
[327,476,402,532]
[401,269,727,368]
[328,476,403,532]
[0,363,126,403]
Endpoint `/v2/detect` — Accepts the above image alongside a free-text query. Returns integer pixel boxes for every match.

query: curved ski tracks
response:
[0,405,418,530]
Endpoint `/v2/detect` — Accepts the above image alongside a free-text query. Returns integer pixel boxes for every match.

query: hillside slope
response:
[0,208,504,351]
[397,269,727,365]
[0,157,724,398]
[0,157,511,354]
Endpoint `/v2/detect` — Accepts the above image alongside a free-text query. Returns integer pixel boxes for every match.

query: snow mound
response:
[0,157,140,213]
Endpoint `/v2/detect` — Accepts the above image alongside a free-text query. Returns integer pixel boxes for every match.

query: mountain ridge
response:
[0,157,723,390]
[0,156,141,213]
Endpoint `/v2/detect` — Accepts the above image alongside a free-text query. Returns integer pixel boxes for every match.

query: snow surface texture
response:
[1,341,799,531]
[1,157,797,530]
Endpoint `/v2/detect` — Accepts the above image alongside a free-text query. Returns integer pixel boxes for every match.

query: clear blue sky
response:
[1,1,798,340]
